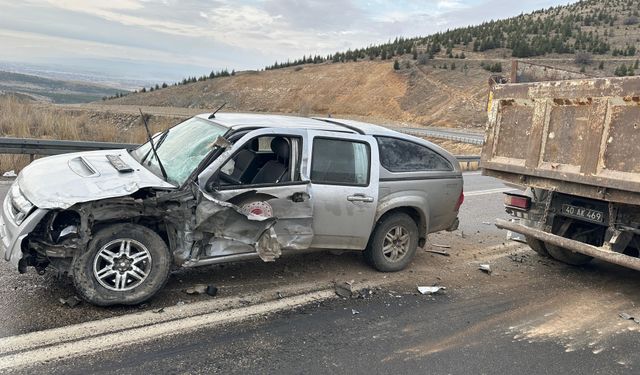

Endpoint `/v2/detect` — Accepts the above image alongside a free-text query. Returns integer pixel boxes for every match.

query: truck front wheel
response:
[72,223,172,306]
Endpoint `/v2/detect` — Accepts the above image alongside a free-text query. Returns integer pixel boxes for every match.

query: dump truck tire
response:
[525,236,550,257]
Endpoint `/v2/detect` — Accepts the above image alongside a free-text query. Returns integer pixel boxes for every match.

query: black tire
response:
[545,220,594,266]
[525,236,550,257]
[364,213,419,272]
[546,244,593,266]
[72,223,172,306]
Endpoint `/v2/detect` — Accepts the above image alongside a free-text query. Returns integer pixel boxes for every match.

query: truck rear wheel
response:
[72,223,172,306]
[546,220,594,266]
[546,244,593,266]
[525,236,549,257]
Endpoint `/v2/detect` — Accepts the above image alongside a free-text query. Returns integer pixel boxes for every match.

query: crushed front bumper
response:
[0,192,47,271]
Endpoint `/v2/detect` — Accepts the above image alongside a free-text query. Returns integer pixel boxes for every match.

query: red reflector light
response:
[504,194,530,210]
[455,191,464,211]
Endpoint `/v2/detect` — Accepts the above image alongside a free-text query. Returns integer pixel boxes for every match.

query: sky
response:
[0,0,571,84]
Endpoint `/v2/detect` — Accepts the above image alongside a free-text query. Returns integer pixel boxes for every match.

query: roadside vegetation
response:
[0,95,168,171]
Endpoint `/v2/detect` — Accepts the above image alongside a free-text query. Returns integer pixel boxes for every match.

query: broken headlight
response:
[9,184,34,225]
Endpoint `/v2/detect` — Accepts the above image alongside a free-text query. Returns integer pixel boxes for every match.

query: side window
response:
[217,135,300,186]
[311,138,370,185]
[376,136,452,172]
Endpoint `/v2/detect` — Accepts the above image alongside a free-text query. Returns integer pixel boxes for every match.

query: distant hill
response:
[0,71,126,104]
[104,0,640,128]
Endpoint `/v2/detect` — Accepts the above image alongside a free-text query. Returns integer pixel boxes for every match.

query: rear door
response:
[306,131,379,250]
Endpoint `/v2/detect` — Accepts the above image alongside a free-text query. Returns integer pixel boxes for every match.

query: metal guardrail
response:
[0,137,138,160]
[0,137,480,166]
[395,128,485,145]
[454,155,480,170]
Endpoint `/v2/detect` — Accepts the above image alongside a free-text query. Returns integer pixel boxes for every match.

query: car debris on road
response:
[417,286,446,295]
[425,249,450,256]
[335,281,354,298]
[59,295,82,308]
[619,312,640,324]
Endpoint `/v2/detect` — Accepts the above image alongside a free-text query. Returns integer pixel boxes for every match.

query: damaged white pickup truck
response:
[0,113,463,305]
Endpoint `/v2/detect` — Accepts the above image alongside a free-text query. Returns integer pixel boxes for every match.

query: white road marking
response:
[0,288,336,371]
[465,187,517,197]
[463,171,482,176]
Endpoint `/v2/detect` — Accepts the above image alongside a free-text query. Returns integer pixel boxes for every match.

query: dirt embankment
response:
[107,60,492,129]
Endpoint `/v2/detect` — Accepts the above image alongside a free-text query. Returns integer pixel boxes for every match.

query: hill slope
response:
[104,0,640,128]
[0,71,124,103]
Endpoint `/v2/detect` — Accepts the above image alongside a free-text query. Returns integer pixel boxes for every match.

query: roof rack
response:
[312,118,365,135]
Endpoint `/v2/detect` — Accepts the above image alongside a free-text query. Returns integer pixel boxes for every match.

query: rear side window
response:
[376,136,452,172]
[311,138,370,185]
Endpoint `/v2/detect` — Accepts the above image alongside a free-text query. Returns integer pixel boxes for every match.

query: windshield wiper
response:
[141,129,169,164]
[139,109,168,181]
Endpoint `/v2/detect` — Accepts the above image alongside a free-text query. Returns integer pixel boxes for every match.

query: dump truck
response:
[482,75,640,271]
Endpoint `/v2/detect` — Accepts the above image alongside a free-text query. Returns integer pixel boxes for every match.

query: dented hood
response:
[17,149,175,209]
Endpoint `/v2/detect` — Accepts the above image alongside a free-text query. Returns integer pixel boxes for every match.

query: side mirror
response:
[212,135,232,149]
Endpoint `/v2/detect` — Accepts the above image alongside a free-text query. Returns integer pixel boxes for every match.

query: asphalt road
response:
[3,172,639,374]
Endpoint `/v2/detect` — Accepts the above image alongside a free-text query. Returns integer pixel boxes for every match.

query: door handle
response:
[347,194,374,203]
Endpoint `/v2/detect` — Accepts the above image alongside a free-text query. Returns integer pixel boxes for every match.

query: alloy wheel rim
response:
[93,239,152,291]
[382,225,410,262]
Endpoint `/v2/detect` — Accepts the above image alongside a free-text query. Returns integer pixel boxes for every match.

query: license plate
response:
[561,204,604,223]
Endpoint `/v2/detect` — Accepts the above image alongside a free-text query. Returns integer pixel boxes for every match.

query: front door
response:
[195,128,313,262]
[306,131,379,250]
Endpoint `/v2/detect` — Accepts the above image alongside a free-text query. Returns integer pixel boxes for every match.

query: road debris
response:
[2,170,17,178]
[482,221,492,225]
[59,296,82,308]
[431,244,451,249]
[206,285,219,297]
[425,249,450,256]
[356,288,373,299]
[335,281,354,298]
[352,309,360,315]
[153,307,165,314]
[184,284,208,295]
[619,312,640,324]
[478,264,492,274]
[509,253,527,263]
[417,286,446,295]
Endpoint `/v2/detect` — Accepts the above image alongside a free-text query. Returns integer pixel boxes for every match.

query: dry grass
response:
[0,96,171,171]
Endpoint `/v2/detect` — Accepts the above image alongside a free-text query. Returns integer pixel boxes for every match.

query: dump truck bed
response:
[482,76,640,205]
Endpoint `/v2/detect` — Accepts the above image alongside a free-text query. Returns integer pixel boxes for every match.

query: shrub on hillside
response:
[417,54,430,65]
[574,52,593,65]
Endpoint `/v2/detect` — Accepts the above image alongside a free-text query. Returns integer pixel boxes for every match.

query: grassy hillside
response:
[0,71,126,104]
[105,0,640,128]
